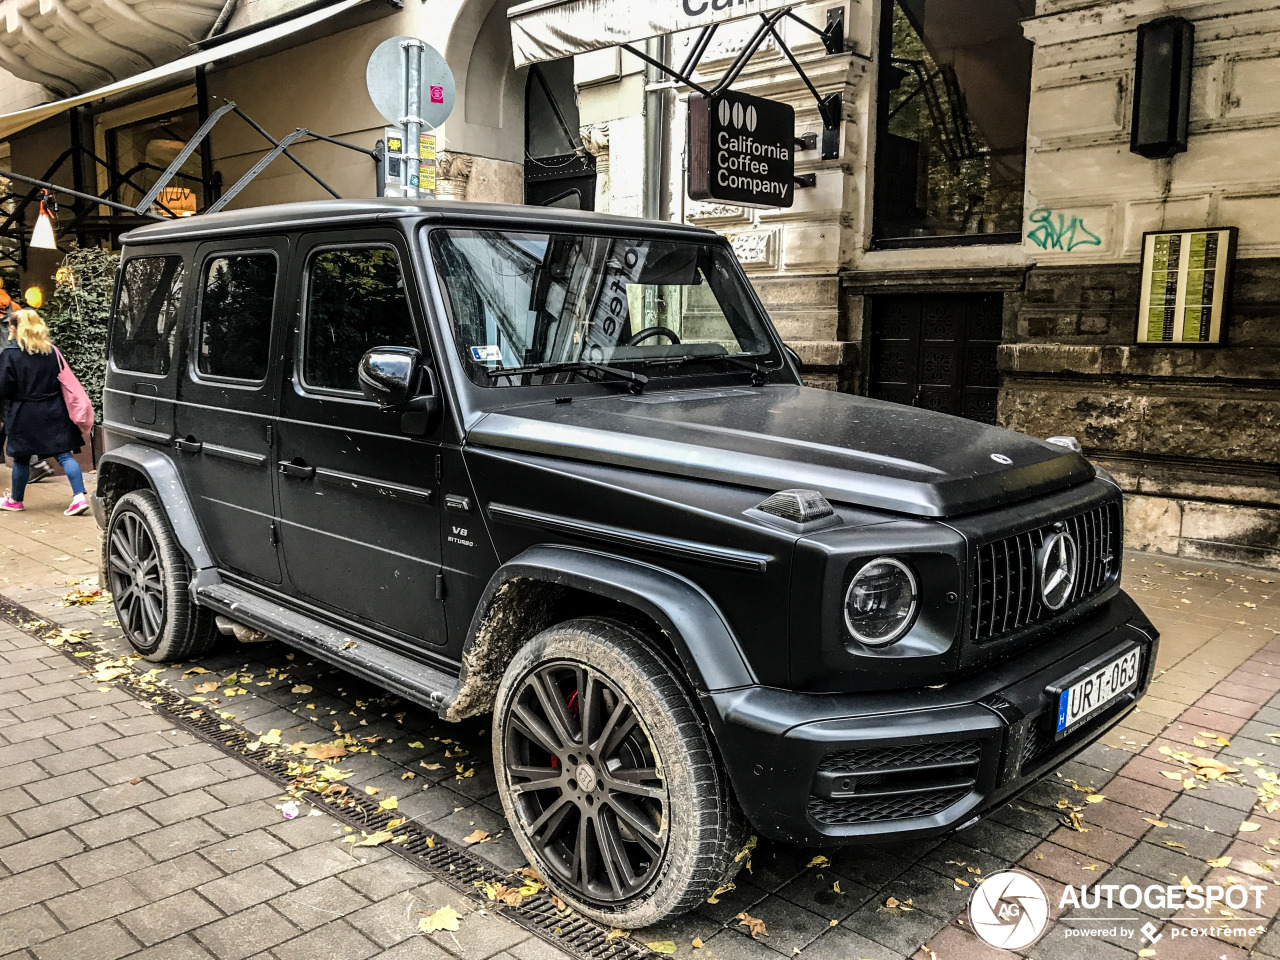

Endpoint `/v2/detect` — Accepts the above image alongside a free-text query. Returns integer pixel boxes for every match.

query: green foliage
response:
[40,245,119,423]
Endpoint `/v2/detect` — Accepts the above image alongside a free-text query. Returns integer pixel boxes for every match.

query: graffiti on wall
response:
[1026,208,1103,252]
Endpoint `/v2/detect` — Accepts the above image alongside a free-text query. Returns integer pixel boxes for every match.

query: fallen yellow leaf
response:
[419,906,461,933]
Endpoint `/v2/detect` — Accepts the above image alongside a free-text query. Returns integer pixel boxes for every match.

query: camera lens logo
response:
[968,871,1049,950]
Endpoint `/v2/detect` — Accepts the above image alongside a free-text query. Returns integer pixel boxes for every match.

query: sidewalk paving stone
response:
[5,478,1280,960]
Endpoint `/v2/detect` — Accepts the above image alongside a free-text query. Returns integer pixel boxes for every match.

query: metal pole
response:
[401,38,425,200]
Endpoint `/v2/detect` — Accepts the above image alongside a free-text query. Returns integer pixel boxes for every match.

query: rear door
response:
[274,229,447,648]
[173,239,286,583]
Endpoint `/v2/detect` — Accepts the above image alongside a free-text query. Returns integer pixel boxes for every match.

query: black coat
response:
[0,343,84,460]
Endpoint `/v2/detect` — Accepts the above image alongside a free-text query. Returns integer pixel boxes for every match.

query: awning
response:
[0,0,369,142]
[509,0,799,68]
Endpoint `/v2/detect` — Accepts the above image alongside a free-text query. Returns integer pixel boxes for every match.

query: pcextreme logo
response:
[968,871,1050,950]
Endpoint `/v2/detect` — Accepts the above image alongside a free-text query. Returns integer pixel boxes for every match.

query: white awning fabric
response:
[0,0,369,142]
[509,0,796,68]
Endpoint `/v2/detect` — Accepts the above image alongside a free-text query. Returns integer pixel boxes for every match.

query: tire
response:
[491,617,748,927]
[105,489,216,662]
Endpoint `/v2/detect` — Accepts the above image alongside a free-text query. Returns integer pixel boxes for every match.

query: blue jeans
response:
[12,452,84,503]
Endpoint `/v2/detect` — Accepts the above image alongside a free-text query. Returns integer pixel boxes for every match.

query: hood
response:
[467,385,1093,518]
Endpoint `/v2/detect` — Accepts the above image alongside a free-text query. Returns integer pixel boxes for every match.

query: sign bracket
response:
[624,6,842,160]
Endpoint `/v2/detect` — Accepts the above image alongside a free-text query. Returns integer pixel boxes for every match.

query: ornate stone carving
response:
[686,200,750,225]
[436,152,474,201]
[727,229,778,269]
[580,124,610,213]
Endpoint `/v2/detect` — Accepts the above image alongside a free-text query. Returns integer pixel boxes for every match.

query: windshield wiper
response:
[486,361,649,393]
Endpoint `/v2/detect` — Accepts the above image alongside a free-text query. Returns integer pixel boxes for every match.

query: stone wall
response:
[998,0,1280,569]
[1000,259,1280,569]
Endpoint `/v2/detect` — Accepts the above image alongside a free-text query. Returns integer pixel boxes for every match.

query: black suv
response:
[96,198,1157,926]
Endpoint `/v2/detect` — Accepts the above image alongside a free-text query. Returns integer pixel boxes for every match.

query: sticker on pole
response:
[366,36,455,129]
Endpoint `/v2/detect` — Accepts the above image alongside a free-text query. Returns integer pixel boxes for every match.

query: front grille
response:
[1021,720,1056,771]
[809,789,969,826]
[809,739,981,826]
[970,500,1120,643]
[817,740,981,774]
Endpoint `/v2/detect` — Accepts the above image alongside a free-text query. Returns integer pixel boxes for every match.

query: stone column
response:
[580,123,610,214]
[436,152,474,201]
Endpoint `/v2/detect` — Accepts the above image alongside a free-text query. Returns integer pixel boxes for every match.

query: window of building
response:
[196,254,277,382]
[873,0,1034,245]
[111,256,186,375]
[106,107,204,216]
[303,247,418,393]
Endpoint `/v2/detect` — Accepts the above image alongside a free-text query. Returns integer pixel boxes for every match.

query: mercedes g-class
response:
[95,198,1158,926]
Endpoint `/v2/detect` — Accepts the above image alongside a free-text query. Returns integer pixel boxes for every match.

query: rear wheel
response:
[492,618,747,927]
[106,490,215,662]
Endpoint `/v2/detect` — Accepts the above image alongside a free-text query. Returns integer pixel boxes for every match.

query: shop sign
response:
[688,91,794,208]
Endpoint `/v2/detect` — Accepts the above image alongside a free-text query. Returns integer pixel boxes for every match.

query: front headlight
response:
[843,557,919,647]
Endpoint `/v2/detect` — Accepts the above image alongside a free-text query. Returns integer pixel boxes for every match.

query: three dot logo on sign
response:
[716,99,758,131]
[968,871,1050,950]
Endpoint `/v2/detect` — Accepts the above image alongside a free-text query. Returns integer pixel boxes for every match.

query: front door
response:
[867,293,1003,424]
[173,239,287,584]
[274,230,447,648]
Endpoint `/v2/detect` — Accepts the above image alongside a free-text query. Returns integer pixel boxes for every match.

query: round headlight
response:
[843,557,918,647]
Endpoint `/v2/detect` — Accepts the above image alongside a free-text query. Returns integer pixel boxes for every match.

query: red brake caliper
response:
[549,690,581,769]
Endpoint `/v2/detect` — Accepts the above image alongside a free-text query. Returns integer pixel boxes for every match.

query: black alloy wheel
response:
[503,661,669,903]
[105,490,216,662]
[108,509,166,647]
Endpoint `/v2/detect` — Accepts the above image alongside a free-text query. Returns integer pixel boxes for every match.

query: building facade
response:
[0,0,1276,566]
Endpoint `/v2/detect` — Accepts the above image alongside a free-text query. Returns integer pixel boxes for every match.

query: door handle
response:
[278,460,316,479]
[174,438,203,453]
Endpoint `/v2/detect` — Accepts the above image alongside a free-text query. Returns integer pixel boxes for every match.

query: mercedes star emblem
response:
[1039,531,1079,610]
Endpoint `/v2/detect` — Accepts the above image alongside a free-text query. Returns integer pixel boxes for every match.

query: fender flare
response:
[444,544,757,719]
[97,445,213,570]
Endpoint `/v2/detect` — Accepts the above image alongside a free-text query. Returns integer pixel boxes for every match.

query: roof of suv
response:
[121,198,719,245]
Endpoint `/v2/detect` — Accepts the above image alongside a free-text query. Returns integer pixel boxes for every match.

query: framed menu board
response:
[1137,227,1236,345]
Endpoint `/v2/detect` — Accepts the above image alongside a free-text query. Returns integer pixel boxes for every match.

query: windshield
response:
[430,229,776,387]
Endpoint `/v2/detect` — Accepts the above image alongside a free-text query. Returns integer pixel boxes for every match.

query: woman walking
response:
[0,309,89,515]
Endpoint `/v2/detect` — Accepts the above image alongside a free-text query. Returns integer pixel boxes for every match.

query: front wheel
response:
[105,489,216,662]
[492,618,747,927]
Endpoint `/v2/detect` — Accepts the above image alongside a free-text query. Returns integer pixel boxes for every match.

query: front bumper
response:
[709,591,1158,846]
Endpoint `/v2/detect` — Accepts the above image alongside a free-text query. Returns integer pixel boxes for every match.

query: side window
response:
[303,247,418,393]
[111,256,186,375]
[196,253,276,381]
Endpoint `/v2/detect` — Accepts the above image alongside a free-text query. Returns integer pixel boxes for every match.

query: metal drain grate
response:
[0,593,652,960]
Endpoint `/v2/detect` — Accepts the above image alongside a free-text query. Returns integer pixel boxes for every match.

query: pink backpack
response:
[54,347,95,439]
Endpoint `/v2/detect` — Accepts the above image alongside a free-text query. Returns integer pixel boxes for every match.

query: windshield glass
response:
[430,229,776,386]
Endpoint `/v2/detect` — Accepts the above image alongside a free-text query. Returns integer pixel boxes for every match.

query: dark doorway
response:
[524,59,595,209]
[867,292,1002,424]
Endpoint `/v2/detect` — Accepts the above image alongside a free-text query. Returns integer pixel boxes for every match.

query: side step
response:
[196,582,459,715]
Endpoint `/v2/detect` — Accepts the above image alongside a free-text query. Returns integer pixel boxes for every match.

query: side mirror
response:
[359,346,422,408]
[358,346,440,436]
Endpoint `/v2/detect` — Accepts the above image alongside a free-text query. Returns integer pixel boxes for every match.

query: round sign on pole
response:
[366,36,455,129]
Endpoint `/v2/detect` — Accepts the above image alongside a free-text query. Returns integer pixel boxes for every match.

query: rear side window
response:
[111,256,186,375]
[303,247,418,393]
[196,253,277,381]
